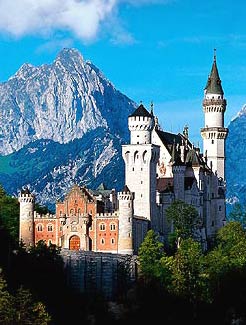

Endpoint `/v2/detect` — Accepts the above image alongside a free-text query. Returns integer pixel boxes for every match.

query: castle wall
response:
[94,214,119,253]
[60,250,137,300]
[34,214,57,246]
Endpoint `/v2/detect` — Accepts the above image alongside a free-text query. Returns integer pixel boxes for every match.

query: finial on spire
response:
[150,101,154,115]
[213,48,216,62]
[140,100,143,105]
[183,125,189,138]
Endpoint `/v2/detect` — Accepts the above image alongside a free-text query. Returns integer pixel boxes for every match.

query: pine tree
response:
[0,271,15,324]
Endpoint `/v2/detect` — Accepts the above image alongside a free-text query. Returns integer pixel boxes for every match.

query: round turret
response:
[128,104,154,144]
[118,185,134,255]
[18,188,35,247]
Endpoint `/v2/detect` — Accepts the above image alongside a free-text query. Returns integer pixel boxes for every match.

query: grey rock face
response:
[226,104,246,212]
[0,48,136,155]
[0,48,137,210]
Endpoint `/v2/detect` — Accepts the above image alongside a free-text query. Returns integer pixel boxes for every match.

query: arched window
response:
[47,224,53,232]
[134,151,139,163]
[99,223,106,231]
[111,238,115,245]
[101,238,105,245]
[143,150,147,163]
[125,151,130,164]
[37,224,43,231]
[110,223,116,231]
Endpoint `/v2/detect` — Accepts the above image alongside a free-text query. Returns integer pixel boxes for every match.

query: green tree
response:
[14,286,51,324]
[138,230,164,280]
[0,270,15,324]
[215,221,246,268]
[0,187,19,242]
[170,238,205,302]
[204,222,246,323]
[0,184,6,198]
[166,200,199,248]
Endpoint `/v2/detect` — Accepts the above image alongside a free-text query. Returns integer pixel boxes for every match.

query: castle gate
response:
[69,235,80,250]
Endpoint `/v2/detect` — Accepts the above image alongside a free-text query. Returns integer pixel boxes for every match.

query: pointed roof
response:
[122,185,130,193]
[155,129,183,154]
[205,50,224,95]
[21,187,31,195]
[129,104,152,118]
[97,183,107,191]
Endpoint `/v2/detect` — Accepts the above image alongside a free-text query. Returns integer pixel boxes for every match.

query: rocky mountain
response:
[0,48,137,210]
[226,104,246,213]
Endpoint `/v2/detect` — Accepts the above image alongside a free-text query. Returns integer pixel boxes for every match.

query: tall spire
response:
[150,101,154,116]
[205,49,224,95]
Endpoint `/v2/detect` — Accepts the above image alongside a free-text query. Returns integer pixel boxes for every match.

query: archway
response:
[69,235,80,251]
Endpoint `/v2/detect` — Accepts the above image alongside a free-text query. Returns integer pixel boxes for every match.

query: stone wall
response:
[60,249,138,300]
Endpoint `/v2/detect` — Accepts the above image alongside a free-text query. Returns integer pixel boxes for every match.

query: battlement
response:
[128,115,153,132]
[18,195,34,203]
[203,98,226,106]
[118,193,134,200]
[34,211,56,219]
[95,212,118,218]
[172,165,186,174]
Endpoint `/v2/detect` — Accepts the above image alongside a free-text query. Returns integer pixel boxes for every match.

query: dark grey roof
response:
[205,56,224,95]
[155,129,183,154]
[121,185,130,193]
[21,187,31,195]
[129,104,152,118]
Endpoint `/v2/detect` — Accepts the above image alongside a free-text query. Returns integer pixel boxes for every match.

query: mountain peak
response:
[54,47,85,68]
[56,47,83,60]
[10,63,37,81]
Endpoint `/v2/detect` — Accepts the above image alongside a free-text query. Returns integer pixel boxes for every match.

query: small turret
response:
[118,185,134,255]
[18,188,35,248]
[128,104,154,144]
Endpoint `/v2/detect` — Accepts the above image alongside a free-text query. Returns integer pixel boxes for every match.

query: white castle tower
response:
[122,104,160,228]
[18,188,35,247]
[201,50,228,180]
[118,185,134,254]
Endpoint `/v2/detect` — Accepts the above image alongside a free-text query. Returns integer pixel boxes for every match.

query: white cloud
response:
[120,0,171,5]
[0,0,170,43]
[0,0,116,40]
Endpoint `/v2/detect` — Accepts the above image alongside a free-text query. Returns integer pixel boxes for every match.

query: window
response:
[212,139,214,144]
[111,238,115,245]
[99,223,106,231]
[47,224,53,232]
[37,224,43,231]
[101,238,105,245]
[110,223,116,231]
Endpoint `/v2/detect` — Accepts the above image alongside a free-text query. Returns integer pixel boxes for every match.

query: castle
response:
[19,53,228,254]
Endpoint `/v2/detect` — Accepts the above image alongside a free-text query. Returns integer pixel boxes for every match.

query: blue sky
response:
[0,0,245,145]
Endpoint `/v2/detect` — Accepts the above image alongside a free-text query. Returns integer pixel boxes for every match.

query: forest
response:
[0,184,246,324]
